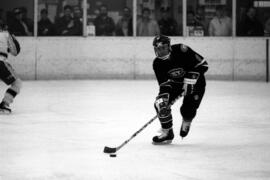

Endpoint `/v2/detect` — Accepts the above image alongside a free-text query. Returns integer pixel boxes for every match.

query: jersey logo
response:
[180,44,188,52]
[168,68,185,79]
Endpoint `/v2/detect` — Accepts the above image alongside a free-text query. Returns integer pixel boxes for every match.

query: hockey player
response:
[152,35,208,144]
[0,22,21,113]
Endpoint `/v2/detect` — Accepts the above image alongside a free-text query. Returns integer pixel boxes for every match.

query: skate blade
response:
[152,140,173,145]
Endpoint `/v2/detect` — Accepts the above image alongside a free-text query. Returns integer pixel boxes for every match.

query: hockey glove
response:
[183,72,200,96]
[154,93,170,116]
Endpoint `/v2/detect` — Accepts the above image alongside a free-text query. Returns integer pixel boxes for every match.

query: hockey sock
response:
[2,79,22,106]
[2,88,17,106]
[159,111,173,129]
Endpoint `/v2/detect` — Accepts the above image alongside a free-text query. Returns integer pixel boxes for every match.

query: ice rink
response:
[0,80,270,180]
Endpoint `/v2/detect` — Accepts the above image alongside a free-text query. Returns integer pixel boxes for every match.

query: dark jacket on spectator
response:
[94,15,115,36]
[38,18,55,36]
[72,17,83,36]
[55,16,81,36]
[158,18,178,36]
[115,17,132,36]
[238,15,264,36]
[9,18,28,36]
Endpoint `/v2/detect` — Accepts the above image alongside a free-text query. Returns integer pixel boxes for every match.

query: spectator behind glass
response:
[208,6,232,36]
[38,9,55,36]
[115,7,132,36]
[94,5,115,36]
[187,10,204,27]
[72,6,83,35]
[195,6,208,35]
[264,17,270,36]
[55,5,81,36]
[187,10,204,36]
[238,6,264,36]
[20,7,34,35]
[137,7,160,36]
[158,7,178,36]
[8,8,32,36]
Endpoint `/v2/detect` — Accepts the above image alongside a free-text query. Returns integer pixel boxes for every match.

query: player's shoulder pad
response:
[180,44,189,52]
[171,43,189,53]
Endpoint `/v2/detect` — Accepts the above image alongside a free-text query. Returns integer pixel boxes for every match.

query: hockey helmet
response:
[153,35,171,47]
[153,35,171,59]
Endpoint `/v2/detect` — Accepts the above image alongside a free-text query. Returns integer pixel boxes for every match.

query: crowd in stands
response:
[0,5,83,36]
[3,7,34,36]
[0,4,269,37]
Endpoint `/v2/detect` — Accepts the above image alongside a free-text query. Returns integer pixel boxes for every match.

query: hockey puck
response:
[109,154,117,157]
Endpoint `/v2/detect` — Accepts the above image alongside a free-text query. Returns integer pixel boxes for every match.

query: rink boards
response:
[7,37,270,81]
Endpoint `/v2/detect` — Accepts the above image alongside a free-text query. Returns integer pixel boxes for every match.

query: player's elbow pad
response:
[198,66,208,74]
[196,61,209,74]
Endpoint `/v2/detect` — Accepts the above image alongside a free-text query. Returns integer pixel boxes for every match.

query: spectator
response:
[55,5,73,35]
[38,9,55,36]
[187,10,204,36]
[264,17,270,36]
[238,6,264,36]
[55,5,80,36]
[195,6,208,35]
[72,6,83,35]
[208,6,232,36]
[20,7,34,34]
[187,10,203,26]
[94,5,115,36]
[137,7,160,36]
[115,7,132,36]
[195,6,206,24]
[158,7,178,36]
[8,8,32,36]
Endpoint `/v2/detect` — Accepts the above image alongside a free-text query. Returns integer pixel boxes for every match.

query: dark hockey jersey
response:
[153,43,208,86]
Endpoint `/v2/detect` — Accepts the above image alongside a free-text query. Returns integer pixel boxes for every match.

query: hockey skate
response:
[180,120,191,138]
[152,128,174,145]
[0,102,11,114]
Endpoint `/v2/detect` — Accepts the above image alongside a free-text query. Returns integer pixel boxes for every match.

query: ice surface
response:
[0,80,270,180]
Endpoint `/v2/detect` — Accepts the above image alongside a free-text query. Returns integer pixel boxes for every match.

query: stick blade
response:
[103,146,117,153]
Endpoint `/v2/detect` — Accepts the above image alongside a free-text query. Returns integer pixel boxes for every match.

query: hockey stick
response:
[103,114,158,154]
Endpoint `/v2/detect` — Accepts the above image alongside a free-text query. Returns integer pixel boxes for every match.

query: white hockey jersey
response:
[0,31,20,61]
